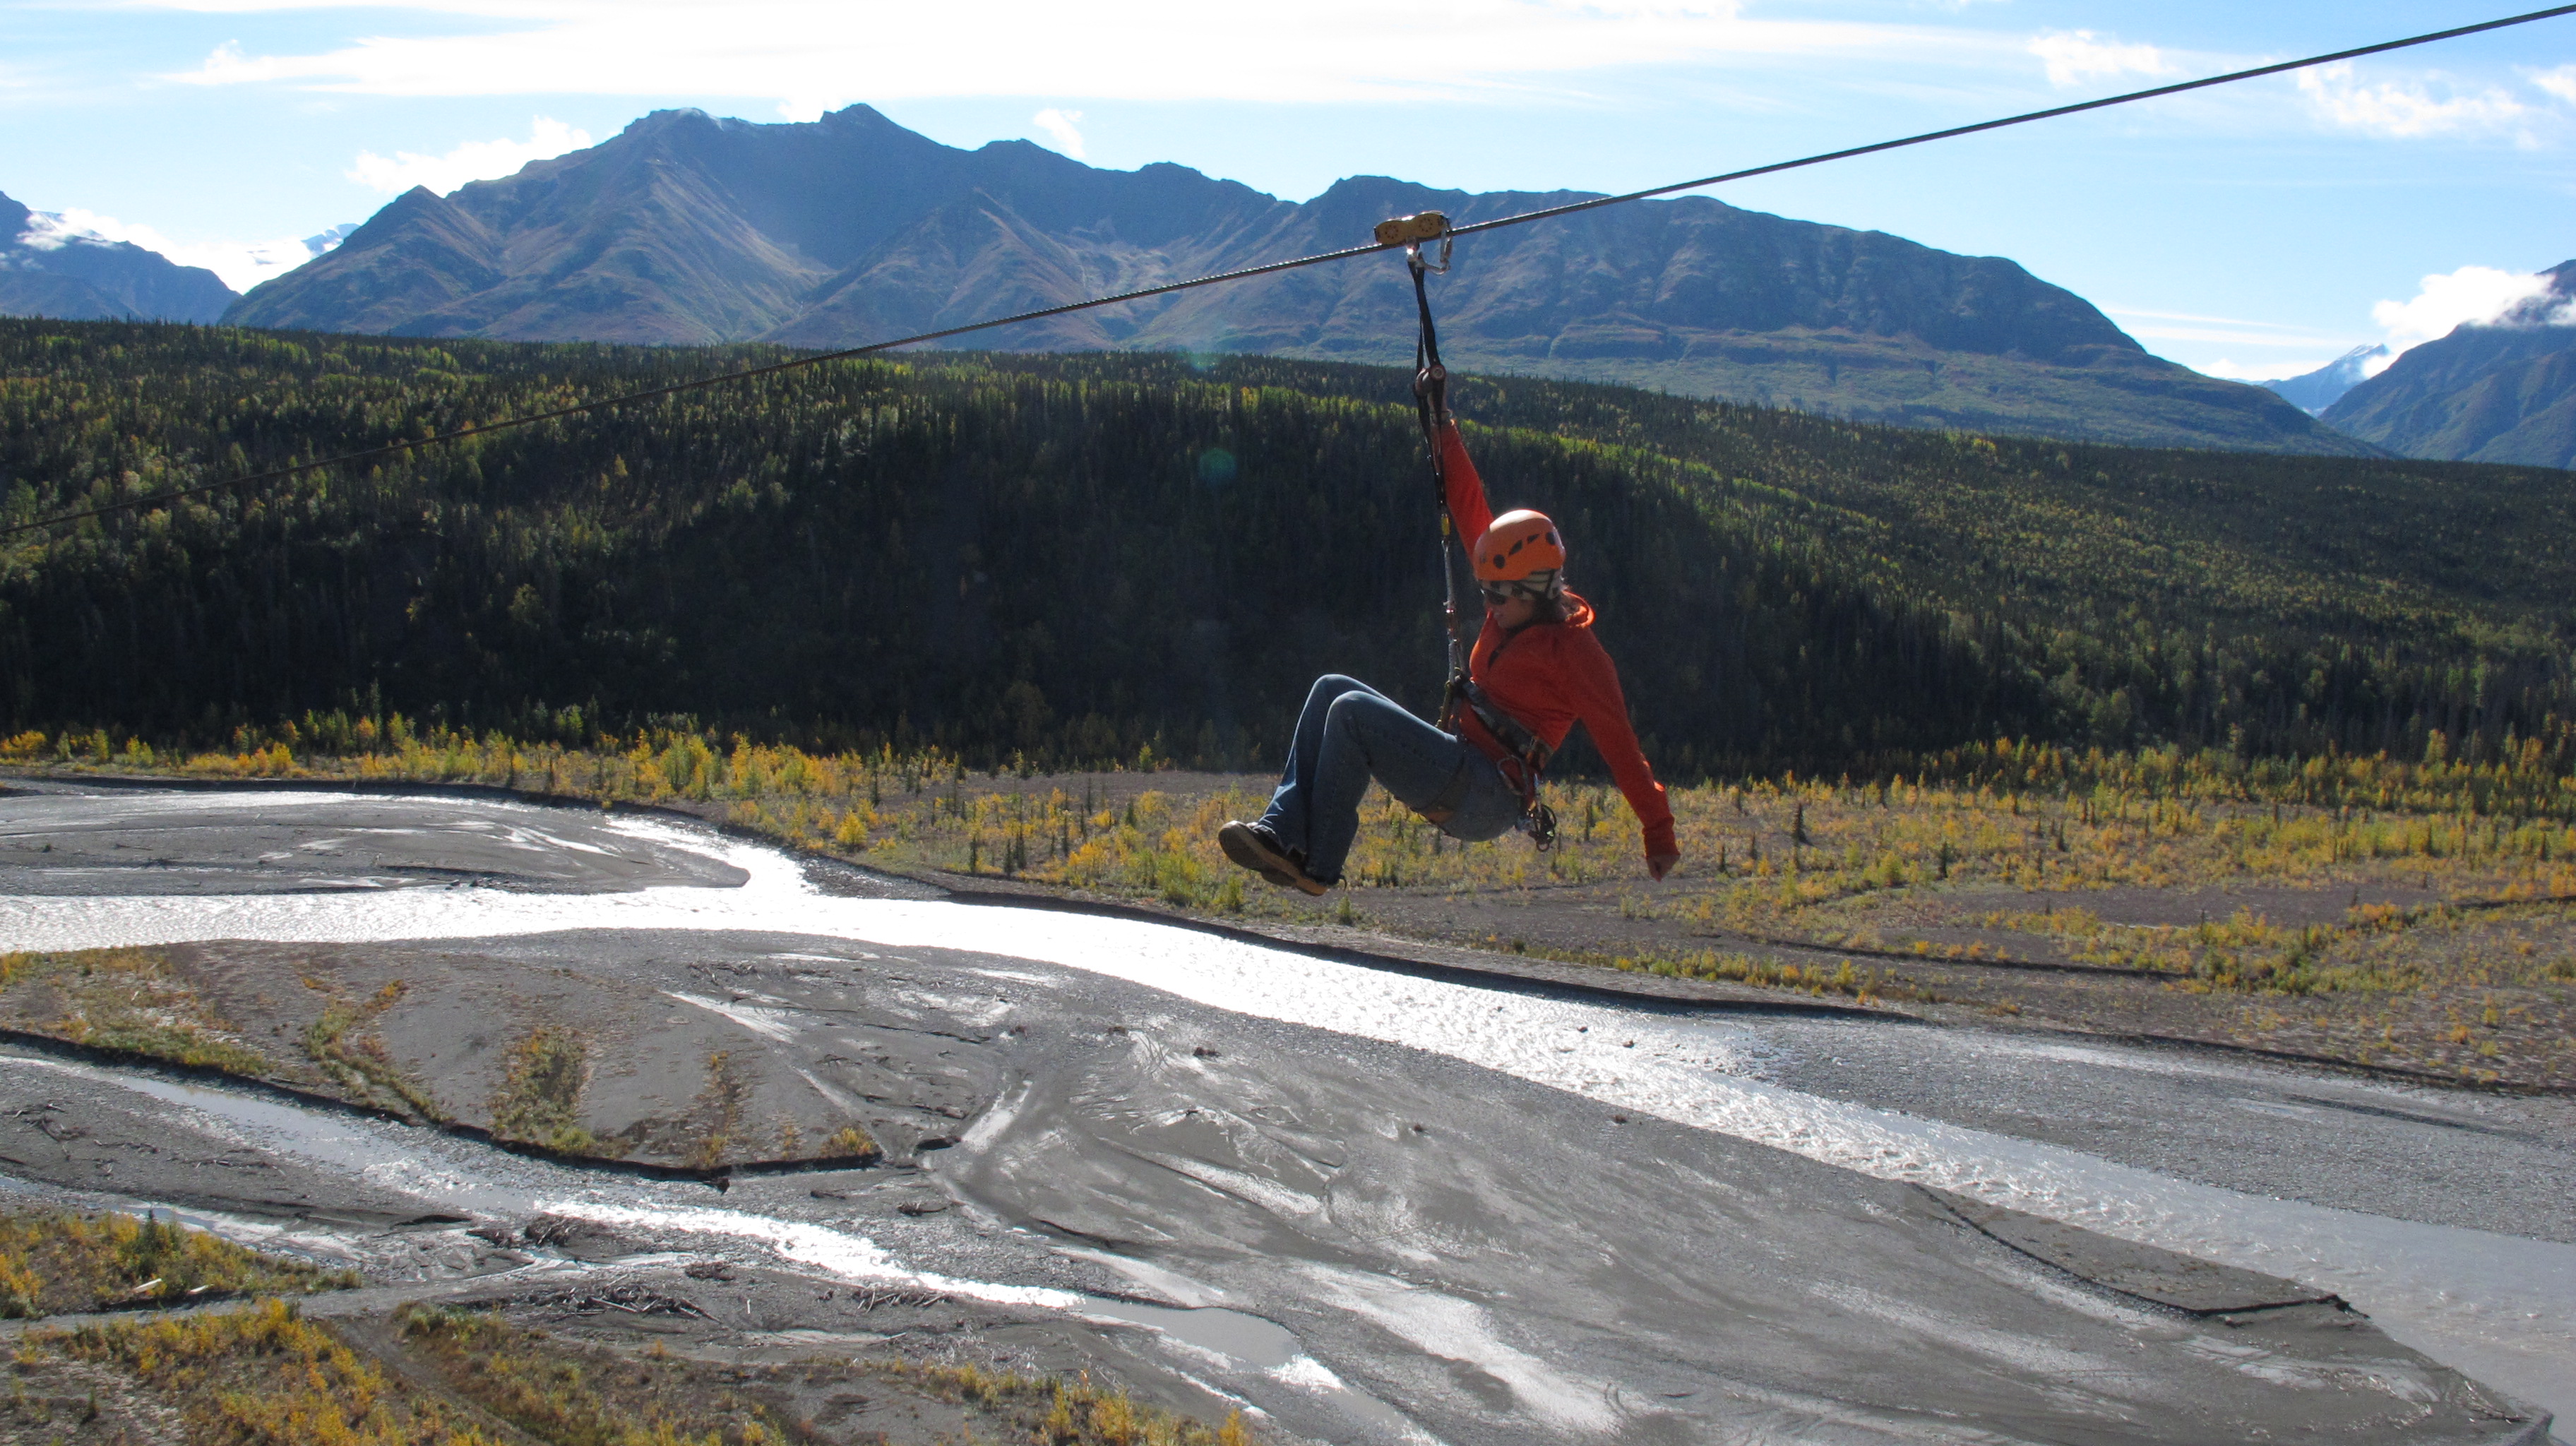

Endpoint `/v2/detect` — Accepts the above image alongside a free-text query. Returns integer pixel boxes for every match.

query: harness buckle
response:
[1521,799,1560,851]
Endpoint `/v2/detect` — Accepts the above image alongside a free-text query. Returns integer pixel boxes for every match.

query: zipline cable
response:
[1441,2,2576,243]
[11,0,2575,542]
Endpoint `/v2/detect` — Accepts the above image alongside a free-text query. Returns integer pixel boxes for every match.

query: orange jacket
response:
[1440,422,1677,860]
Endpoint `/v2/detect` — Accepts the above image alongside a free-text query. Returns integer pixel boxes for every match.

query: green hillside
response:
[2,320,2570,779]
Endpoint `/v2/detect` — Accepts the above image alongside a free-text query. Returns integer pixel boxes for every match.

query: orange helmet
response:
[1474,509,1566,585]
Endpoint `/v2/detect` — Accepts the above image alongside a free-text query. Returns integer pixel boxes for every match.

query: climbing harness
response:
[1393,212,1558,851]
[1453,633,1560,850]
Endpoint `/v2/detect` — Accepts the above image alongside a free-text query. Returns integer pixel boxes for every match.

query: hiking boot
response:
[1218,820,1328,896]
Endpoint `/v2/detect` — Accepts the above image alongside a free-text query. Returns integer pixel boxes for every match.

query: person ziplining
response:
[1217,216,1680,895]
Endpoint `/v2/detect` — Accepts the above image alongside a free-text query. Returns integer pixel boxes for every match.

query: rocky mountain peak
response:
[0,189,236,323]
[2322,258,2576,467]
[218,110,2356,455]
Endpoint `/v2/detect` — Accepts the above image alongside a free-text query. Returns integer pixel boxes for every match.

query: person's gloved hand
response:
[1647,852,1678,881]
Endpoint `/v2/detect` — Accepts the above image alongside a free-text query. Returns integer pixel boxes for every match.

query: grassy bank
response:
[0,1209,354,1318]
[0,1207,1256,1445]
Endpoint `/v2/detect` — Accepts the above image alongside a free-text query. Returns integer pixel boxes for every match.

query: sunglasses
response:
[1480,580,1551,604]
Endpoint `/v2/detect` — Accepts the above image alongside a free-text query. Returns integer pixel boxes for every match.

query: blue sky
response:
[4,0,2573,380]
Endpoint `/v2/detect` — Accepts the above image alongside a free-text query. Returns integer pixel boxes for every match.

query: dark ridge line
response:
[0,770,685,811]
[0,1024,888,1187]
[923,875,1898,1022]
[2423,891,2576,915]
[1702,930,2175,979]
[2049,1025,2576,1099]
[0,1285,361,1336]
[2276,1092,2533,1139]
[0,1272,568,1337]
[8,856,576,892]
[1916,1186,2348,1320]
[0,1284,322,1322]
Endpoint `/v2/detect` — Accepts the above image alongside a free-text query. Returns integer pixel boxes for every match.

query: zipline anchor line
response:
[9,1,2575,542]
[1443,1,2576,244]
[1406,237,1463,697]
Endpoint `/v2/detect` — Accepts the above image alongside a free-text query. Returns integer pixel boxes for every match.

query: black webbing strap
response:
[1402,251,1561,851]
[1409,246,1465,724]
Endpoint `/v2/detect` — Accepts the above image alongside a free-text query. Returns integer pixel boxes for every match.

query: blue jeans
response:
[1258,675,1526,885]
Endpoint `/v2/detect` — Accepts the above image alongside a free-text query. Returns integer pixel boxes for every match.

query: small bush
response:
[0,1208,355,1317]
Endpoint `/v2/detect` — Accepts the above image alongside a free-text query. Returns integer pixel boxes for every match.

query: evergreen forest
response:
[5,318,2572,781]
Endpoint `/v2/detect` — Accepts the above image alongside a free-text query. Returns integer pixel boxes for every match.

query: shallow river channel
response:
[0,781,2567,1443]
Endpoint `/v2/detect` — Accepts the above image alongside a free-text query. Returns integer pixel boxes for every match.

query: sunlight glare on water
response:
[0,794,2568,1413]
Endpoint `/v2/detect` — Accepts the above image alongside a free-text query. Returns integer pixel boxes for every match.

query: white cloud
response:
[2152,271,2571,384]
[774,92,843,124]
[2104,306,2296,326]
[13,207,353,292]
[1030,108,1085,160]
[2201,357,2335,381]
[2371,264,2562,351]
[2529,64,2576,104]
[2099,305,2365,354]
[2027,30,2170,90]
[2119,325,2353,349]
[347,116,592,195]
[156,0,1969,108]
[2297,63,2526,138]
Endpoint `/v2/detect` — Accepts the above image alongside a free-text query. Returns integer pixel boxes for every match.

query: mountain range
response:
[220,104,2361,456]
[2322,261,2576,469]
[18,107,2573,467]
[2258,344,2390,415]
[0,191,232,323]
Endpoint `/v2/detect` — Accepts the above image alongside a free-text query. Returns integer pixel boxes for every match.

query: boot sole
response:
[1218,823,1328,896]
